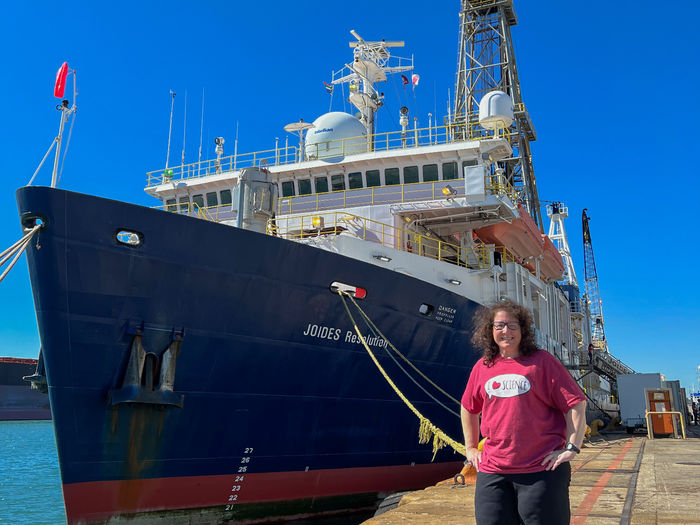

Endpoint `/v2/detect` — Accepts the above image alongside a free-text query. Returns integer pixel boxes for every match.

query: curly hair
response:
[471,299,539,366]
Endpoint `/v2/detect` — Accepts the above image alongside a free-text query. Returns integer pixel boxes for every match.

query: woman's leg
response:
[474,471,520,525]
[513,463,571,525]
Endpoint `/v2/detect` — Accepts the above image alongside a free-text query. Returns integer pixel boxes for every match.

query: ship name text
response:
[302,323,388,348]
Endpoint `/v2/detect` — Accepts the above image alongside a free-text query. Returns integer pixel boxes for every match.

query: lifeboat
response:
[539,235,565,281]
[474,205,542,262]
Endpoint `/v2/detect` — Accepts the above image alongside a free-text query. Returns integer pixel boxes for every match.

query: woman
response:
[461,300,587,525]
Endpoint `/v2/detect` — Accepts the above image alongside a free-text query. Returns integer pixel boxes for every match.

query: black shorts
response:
[474,463,571,525]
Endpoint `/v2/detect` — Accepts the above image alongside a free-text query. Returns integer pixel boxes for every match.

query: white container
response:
[618,373,663,431]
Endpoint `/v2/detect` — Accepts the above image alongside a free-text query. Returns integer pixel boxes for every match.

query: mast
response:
[453,0,542,230]
[332,31,413,151]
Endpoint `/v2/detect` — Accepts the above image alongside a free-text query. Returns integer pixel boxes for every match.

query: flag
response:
[54,62,68,98]
[401,74,409,86]
[323,81,333,94]
[412,73,420,86]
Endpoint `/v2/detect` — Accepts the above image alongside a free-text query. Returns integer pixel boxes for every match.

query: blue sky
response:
[1,1,699,394]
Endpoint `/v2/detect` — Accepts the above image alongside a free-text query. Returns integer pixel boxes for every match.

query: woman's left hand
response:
[541,449,577,471]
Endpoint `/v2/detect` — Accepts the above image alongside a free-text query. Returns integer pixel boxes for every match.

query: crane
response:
[582,209,607,352]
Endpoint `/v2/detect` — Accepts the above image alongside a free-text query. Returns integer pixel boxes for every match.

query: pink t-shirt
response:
[461,350,585,474]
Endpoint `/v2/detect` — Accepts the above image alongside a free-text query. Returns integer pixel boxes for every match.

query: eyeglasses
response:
[493,322,520,331]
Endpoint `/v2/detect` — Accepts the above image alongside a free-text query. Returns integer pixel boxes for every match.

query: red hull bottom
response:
[63,461,464,524]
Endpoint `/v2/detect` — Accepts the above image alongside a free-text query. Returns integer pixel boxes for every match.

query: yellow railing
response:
[645,411,686,439]
[277,179,467,215]
[486,174,518,201]
[155,201,236,222]
[268,212,493,270]
[145,119,512,188]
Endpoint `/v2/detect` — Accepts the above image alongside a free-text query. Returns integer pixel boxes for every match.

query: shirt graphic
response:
[485,374,531,399]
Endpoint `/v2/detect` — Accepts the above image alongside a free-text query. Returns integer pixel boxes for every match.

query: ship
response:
[16,2,632,524]
[0,357,51,421]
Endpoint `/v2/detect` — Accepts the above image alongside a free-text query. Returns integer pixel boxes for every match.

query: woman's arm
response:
[461,405,482,469]
[542,400,587,471]
[565,400,587,449]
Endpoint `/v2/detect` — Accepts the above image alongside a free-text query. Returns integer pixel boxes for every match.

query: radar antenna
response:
[332,31,413,150]
[453,0,542,230]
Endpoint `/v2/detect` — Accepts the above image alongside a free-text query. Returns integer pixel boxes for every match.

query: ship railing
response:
[145,146,297,187]
[267,212,494,270]
[155,201,237,222]
[485,174,519,201]
[145,120,511,188]
[277,179,467,215]
[277,175,517,215]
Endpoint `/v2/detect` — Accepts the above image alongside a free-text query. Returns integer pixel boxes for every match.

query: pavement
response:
[363,425,700,524]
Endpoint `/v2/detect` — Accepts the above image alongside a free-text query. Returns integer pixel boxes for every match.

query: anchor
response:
[109,323,185,408]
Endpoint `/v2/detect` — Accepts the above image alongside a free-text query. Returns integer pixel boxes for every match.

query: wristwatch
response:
[565,443,580,454]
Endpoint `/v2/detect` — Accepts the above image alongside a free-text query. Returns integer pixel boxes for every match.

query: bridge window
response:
[220,189,232,206]
[366,169,380,187]
[298,179,312,195]
[315,176,329,193]
[193,194,204,209]
[423,164,438,182]
[331,174,345,191]
[281,181,295,197]
[178,197,189,212]
[348,172,363,189]
[403,166,419,184]
[206,192,218,207]
[385,167,400,186]
[443,162,458,180]
[165,198,177,212]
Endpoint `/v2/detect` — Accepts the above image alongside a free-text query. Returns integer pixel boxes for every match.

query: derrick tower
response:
[453,0,542,230]
[547,202,578,287]
[582,209,607,352]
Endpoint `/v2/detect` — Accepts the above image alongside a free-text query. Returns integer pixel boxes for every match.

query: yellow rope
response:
[346,294,461,406]
[337,291,465,460]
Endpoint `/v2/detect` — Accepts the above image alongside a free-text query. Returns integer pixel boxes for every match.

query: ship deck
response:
[364,426,700,524]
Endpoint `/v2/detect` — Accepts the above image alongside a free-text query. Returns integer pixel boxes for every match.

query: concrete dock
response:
[364,427,700,524]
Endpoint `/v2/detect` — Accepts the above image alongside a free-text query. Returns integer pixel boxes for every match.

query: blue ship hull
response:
[17,186,481,524]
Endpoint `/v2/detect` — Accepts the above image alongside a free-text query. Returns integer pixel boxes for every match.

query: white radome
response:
[478,90,514,130]
[305,112,367,160]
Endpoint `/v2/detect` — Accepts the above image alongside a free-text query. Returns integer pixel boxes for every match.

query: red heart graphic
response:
[492,381,501,389]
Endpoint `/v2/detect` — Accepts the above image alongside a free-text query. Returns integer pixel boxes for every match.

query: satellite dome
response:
[305,112,366,160]
[478,90,514,130]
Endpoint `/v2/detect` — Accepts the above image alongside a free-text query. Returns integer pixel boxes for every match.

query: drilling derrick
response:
[582,209,607,352]
[453,0,542,230]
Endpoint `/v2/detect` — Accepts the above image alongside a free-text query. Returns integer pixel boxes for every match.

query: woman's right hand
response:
[465,447,482,470]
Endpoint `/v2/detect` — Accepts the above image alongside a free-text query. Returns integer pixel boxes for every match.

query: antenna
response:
[165,90,175,169]
[283,119,315,163]
[181,90,187,167]
[198,88,204,176]
[234,122,239,171]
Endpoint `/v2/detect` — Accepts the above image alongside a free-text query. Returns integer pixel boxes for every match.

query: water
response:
[0,422,375,525]
[0,421,66,524]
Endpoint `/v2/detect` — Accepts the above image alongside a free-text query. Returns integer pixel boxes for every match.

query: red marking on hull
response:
[63,461,463,524]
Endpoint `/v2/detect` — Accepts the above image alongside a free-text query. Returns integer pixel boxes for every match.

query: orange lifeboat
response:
[539,235,565,281]
[474,205,542,262]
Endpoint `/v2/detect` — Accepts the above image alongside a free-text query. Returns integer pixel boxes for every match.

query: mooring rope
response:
[346,293,462,407]
[0,225,41,283]
[337,291,465,459]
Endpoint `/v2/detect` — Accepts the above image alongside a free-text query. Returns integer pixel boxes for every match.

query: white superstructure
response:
[144,31,621,411]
